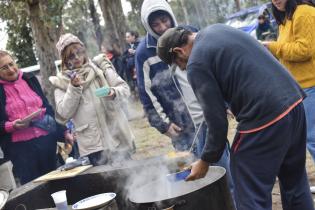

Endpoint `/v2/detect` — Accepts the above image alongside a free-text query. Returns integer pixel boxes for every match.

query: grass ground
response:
[128,99,315,209]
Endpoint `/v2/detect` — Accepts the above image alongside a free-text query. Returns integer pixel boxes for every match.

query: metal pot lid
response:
[129,166,226,204]
[0,190,9,210]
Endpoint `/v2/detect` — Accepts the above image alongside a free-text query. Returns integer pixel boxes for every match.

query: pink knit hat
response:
[56,33,84,57]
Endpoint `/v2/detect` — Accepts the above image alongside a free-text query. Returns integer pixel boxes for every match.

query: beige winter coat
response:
[49,54,135,157]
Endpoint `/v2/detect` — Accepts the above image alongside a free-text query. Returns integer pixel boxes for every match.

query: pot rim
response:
[129,166,226,204]
[0,189,9,209]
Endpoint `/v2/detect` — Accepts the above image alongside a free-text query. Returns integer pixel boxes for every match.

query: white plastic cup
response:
[51,190,68,210]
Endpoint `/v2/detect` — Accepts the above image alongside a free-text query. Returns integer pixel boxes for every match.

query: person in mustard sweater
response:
[264,0,315,166]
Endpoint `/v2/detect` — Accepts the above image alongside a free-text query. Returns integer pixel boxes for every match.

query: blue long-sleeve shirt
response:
[135,33,195,136]
[188,24,305,163]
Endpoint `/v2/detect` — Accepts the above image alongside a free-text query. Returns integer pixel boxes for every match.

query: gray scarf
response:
[49,60,108,91]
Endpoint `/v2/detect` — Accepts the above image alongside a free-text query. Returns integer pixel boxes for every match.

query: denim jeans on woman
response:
[303,86,315,162]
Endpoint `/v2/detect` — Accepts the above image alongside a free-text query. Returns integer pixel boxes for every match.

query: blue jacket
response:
[135,33,195,137]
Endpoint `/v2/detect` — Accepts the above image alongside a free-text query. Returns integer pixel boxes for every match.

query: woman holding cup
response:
[50,33,135,166]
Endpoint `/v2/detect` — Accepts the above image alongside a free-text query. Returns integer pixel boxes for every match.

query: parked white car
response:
[20,60,61,74]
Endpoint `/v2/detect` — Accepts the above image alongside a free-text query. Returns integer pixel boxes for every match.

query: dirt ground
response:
[128,100,315,210]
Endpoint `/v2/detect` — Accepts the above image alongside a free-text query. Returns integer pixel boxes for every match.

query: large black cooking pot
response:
[128,166,235,210]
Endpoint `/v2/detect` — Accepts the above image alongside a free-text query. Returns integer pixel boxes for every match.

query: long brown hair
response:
[272,0,315,25]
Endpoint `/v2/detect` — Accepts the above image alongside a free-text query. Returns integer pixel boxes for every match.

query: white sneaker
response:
[310,186,315,194]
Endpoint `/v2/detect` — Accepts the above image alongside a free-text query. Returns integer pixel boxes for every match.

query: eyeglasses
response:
[67,48,85,61]
[0,62,15,72]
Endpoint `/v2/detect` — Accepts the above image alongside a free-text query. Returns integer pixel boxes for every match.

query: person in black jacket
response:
[122,30,140,95]
[0,50,71,184]
[157,25,313,210]
[256,14,276,41]
[102,44,125,80]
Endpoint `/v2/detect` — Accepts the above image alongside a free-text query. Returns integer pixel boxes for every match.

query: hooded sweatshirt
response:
[135,0,195,147]
[140,0,178,40]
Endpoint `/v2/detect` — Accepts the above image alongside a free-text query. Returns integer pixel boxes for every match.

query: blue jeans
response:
[194,122,235,204]
[171,131,195,151]
[303,87,315,162]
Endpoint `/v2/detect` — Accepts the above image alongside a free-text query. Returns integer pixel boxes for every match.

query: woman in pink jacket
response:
[0,50,71,184]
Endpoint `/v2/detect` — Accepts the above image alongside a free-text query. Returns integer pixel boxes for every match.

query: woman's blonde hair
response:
[61,43,87,71]
[0,50,12,59]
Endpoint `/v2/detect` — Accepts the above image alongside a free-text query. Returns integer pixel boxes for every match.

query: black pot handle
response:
[174,199,187,207]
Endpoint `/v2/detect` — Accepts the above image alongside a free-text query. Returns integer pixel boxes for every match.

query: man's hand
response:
[260,41,271,48]
[226,109,235,119]
[186,159,210,181]
[165,123,182,138]
[13,119,31,130]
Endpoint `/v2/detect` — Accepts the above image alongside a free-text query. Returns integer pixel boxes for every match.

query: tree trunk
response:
[98,0,127,54]
[234,0,241,11]
[178,0,189,24]
[126,0,144,34]
[192,0,209,27]
[211,0,225,23]
[26,0,63,107]
[88,0,103,50]
[128,0,143,14]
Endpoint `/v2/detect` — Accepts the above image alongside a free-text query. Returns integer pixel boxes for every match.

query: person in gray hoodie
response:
[135,0,196,152]
[135,0,234,197]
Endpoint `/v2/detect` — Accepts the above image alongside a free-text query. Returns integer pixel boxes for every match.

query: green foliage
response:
[170,0,272,28]
[169,0,233,28]
[62,0,100,56]
[238,0,270,8]
[168,1,187,25]
[125,0,242,35]
[6,20,37,68]
[0,1,37,68]
[126,0,145,36]
[126,11,146,36]
[41,0,64,29]
[0,0,274,69]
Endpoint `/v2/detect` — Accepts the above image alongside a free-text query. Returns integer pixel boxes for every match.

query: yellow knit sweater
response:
[269,5,315,88]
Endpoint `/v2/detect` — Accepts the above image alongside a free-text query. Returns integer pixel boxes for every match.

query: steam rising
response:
[126,165,226,204]
[125,161,171,203]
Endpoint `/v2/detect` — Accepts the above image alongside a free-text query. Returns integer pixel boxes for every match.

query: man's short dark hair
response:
[148,10,174,27]
[175,28,192,48]
[157,27,193,65]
